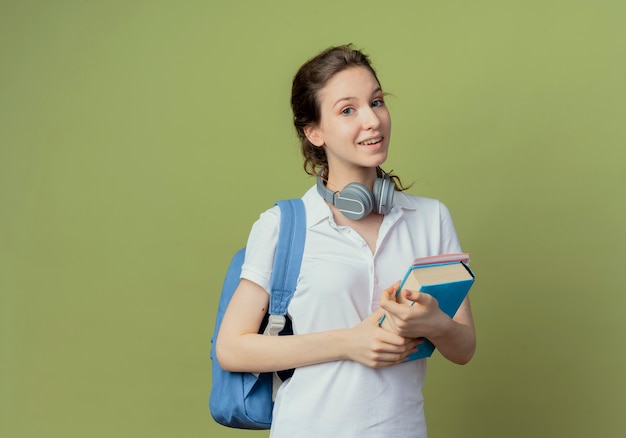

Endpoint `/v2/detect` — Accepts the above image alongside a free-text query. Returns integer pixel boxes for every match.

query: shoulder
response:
[393,191,462,252]
[246,191,317,251]
[394,191,451,215]
[252,203,281,232]
[393,192,458,233]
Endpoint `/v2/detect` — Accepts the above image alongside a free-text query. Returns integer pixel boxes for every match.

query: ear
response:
[303,124,324,147]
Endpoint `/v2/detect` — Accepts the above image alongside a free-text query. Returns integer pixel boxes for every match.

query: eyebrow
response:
[332,87,383,108]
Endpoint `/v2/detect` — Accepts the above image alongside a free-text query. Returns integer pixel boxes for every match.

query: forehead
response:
[317,66,381,106]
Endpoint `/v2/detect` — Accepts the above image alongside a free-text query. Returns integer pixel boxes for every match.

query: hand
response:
[379,282,449,339]
[346,311,421,368]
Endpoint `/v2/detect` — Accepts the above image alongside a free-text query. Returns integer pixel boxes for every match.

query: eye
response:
[341,107,355,115]
[371,98,385,108]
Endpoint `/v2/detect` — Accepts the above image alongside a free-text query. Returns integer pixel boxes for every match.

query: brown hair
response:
[290,44,410,191]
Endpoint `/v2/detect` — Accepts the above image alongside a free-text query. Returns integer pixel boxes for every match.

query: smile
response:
[358,137,382,146]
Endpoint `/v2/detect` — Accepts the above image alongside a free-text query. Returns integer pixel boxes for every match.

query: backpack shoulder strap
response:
[264,198,306,335]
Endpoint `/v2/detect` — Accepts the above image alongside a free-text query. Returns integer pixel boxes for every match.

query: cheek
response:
[382,110,392,129]
[343,122,361,137]
[328,120,358,141]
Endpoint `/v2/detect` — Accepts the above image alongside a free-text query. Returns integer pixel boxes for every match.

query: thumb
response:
[404,290,439,309]
[402,288,423,304]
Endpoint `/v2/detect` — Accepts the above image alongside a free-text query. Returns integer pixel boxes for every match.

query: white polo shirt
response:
[241,185,463,438]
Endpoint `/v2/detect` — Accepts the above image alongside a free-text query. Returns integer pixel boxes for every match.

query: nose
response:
[361,106,381,130]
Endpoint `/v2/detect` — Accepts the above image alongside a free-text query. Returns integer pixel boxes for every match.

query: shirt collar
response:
[301,184,417,228]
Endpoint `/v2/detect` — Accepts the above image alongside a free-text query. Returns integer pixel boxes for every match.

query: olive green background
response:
[1,1,625,437]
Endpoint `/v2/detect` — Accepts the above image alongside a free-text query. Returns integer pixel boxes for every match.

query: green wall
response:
[2,1,625,437]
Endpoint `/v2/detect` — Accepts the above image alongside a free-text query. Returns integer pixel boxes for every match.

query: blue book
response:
[379,254,475,361]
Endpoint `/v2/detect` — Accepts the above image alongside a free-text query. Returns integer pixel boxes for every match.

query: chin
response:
[370,150,389,168]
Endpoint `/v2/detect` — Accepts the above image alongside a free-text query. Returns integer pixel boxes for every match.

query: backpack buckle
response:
[263,314,286,336]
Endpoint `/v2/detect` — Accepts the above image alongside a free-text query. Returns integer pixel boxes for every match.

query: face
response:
[304,66,391,180]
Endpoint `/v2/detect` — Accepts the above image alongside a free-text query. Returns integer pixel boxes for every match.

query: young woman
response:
[216,44,475,437]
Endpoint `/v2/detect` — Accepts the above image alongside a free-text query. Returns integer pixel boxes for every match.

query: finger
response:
[367,309,386,324]
[403,337,423,347]
[370,351,410,367]
[380,281,401,302]
[376,328,409,347]
[379,293,402,312]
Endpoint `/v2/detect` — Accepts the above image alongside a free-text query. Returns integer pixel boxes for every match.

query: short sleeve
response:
[438,201,463,254]
[240,205,281,294]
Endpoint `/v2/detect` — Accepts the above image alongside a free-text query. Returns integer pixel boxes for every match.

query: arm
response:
[216,278,421,373]
[379,282,476,365]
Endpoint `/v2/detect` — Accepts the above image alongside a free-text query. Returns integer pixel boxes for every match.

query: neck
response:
[326,167,379,192]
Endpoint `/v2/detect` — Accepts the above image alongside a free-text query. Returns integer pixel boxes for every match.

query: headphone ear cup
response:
[373,176,394,215]
[335,183,374,220]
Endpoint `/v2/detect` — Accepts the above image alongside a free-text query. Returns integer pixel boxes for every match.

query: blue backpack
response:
[209,199,306,429]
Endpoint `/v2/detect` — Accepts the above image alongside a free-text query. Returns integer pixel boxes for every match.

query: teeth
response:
[360,137,382,145]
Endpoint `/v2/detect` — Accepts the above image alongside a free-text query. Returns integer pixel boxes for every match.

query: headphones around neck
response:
[316,173,395,220]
